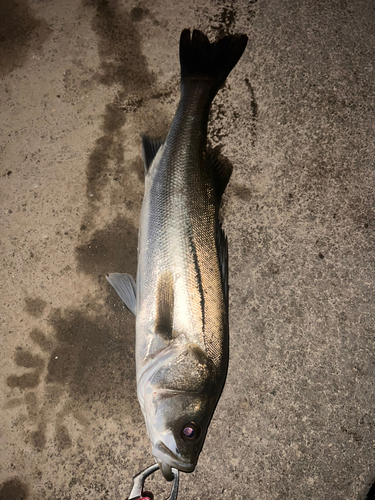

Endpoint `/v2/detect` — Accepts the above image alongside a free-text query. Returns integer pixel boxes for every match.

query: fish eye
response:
[181,423,200,442]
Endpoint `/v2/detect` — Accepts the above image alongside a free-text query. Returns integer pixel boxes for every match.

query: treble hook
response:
[127,464,179,500]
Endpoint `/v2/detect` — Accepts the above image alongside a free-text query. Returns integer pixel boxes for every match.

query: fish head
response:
[139,343,221,480]
[150,391,213,480]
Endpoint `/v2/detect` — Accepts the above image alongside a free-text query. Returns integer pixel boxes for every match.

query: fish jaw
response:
[153,438,196,475]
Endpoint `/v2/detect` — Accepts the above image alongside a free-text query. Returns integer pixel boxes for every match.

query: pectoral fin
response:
[106,273,136,316]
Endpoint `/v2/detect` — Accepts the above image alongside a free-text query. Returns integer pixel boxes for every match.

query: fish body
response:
[107,29,248,480]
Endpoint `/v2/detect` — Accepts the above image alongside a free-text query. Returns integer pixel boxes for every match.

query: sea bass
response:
[107,29,248,480]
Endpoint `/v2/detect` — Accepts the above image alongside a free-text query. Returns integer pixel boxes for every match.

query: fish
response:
[107,29,248,481]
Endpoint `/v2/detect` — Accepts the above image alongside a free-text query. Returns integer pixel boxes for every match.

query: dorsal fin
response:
[207,148,233,204]
[142,135,164,174]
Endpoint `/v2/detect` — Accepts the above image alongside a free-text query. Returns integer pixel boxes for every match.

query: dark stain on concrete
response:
[24,392,38,419]
[209,100,229,144]
[24,297,47,318]
[245,78,258,119]
[7,213,139,449]
[55,424,72,450]
[84,0,156,201]
[23,392,47,449]
[87,128,124,200]
[103,102,127,134]
[129,156,144,184]
[109,174,143,212]
[130,6,149,23]
[89,0,155,91]
[6,371,41,390]
[244,77,258,146]
[0,478,28,500]
[0,0,50,77]
[28,422,47,451]
[209,1,257,38]
[13,350,44,369]
[207,7,257,148]
[46,306,136,408]
[6,350,44,390]
[207,1,236,36]
[3,398,24,409]
[218,5,236,37]
[29,328,53,352]
[232,183,252,202]
[75,215,138,289]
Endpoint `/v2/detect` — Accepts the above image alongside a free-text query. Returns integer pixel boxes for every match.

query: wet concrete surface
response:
[1,0,375,499]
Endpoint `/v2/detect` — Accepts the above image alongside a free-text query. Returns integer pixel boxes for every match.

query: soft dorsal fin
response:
[206,148,233,204]
[106,273,136,316]
[142,135,164,174]
[216,222,229,309]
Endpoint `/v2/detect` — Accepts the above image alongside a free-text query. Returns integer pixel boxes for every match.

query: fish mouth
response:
[152,441,195,474]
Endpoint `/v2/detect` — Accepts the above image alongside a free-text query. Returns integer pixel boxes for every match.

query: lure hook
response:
[126,464,179,500]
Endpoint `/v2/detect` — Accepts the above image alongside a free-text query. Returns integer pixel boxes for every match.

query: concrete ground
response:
[1,0,375,499]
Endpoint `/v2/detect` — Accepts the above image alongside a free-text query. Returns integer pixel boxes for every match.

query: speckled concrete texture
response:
[1,0,375,499]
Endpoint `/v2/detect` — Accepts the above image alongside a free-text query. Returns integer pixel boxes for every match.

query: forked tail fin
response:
[179,29,248,100]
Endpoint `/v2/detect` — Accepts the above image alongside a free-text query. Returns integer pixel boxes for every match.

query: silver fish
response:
[107,29,248,481]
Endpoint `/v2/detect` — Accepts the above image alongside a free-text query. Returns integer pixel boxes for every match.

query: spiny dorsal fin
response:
[216,222,229,309]
[142,135,164,174]
[106,273,136,316]
[155,270,174,339]
[207,148,233,204]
